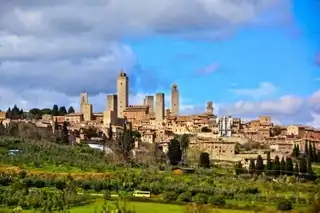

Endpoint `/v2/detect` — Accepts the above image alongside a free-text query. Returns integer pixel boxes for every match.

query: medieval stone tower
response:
[117,70,129,118]
[79,92,88,113]
[144,95,154,113]
[171,84,179,116]
[206,101,214,115]
[155,93,165,123]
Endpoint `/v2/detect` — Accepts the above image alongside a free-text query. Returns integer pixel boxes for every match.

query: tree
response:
[117,122,135,162]
[292,144,300,158]
[199,152,210,168]
[266,152,272,176]
[272,156,280,177]
[255,155,264,175]
[58,106,67,116]
[180,134,190,165]
[108,124,113,140]
[248,159,255,175]
[299,158,307,177]
[312,143,317,162]
[67,106,75,114]
[309,142,313,161]
[294,161,299,177]
[167,138,182,166]
[285,157,293,176]
[6,107,12,119]
[54,118,59,130]
[0,120,4,135]
[305,141,308,157]
[235,161,243,175]
[280,157,286,176]
[52,105,59,116]
[62,121,69,144]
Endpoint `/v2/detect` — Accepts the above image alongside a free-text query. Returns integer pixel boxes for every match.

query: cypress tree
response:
[266,152,272,176]
[249,159,256,175]
[62,121,69,144]
[273,156,280,177]
[235,161,243,175]
[167,138,182,166]
[299,158,307,178]
[285,157,294,176]
[305,141,308,157]
[292,144,297,158]
[317,150,320,163]
[294,161,299,177]
[309,142,313,162]
[52,105,59,116]
[256,155,264,175]
[296,144,300,158]
[312,143,317,162]
[280,157,286,176]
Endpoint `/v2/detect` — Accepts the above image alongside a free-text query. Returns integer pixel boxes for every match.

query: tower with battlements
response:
[117,70,129,118]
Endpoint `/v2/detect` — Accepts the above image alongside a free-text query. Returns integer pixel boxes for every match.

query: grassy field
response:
[70,200,255,213]
[0,200,255,213]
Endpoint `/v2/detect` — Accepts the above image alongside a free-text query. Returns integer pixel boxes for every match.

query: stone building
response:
[123,105,149,125]
[155,93,165,126]
[0,111,6,121]
[117,70,129,118]
[65,113,83,123]
[144,96,154,113]
[79,92,88,113]
[206,101,214,115]
[171,84,179,116]
[103,94,118,125]
[83,103,93,121]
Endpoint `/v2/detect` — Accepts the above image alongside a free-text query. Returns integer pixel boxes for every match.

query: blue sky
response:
[128,0,319,105]
[0,0,319,126]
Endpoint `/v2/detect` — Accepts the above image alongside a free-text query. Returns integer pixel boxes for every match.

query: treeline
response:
[235,141,318,180]
[1,104,76,120]
[29,104,75,118]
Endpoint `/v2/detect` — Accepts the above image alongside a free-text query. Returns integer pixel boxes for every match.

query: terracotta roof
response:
[124,105,148,112]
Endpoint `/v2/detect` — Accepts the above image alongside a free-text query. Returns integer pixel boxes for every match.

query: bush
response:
[207,196,226,206]
[277,199,293,211]
[192,193,208,204]
[177,192,193,202]
[163,192,177,202]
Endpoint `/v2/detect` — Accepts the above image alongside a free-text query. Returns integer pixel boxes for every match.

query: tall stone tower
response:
[206,101,214,114]
[117,70,129,118]
[144,95,154,113]
[171,84,179,116]
[155,93,165,123]
[80,92,88,113]
[107,94,118,112]
[104,94,118,126]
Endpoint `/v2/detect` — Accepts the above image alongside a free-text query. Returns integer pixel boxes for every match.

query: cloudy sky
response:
[0,0,319,126]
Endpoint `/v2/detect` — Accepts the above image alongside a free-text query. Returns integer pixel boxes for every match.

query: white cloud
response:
[231,82,277,98]
[0,0,294,124]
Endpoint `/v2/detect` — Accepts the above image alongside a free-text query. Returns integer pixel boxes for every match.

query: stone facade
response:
[79,92,88,113]
[123,105,149,125]
[66,113,83,123]
[155,93,165,126]
[117,71,129,118]
[0,111,6,121]
[144,96,154,113]
[83,103,93,121]
[171,84,179,116]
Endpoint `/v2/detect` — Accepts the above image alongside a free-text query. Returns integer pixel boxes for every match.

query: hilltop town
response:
[0,70,320,168]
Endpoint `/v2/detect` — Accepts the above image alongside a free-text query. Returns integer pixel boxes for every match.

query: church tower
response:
[79,92,88,113]
[171,84,179,116]
[117,70,129,118]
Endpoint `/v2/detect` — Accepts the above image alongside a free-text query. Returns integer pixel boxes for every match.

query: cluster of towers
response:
[79,70,181,125]
[115,70,180,121]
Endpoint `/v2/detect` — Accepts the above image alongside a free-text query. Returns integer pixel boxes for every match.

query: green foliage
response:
[52,105,59,116]
[207,196,225,206]
[199,152,210,168]
[116,123,135,162]
[265,152,272,176]
[255,155,264,175]
[235,161,243,175]
[280,157,286,176]
[248,159,255,175]
[272,156,280,177]
[276,199,292,211]
[285,157,293,176]
[163,192,178,202]
[67,106,75,114]
[167,139,182,166]
[192,193,208,204]
[177,192,193,202]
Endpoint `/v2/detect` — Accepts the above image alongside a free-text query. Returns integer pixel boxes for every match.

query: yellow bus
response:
[132,190,151,198]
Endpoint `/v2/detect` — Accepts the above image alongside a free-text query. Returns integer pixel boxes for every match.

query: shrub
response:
[163,192,178,202]
[192,193,208,204]
[276,199,293,211]
[18,170,27,179]
[184,203,210,213]
[177,192,193,202]
[207,196,226,206]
